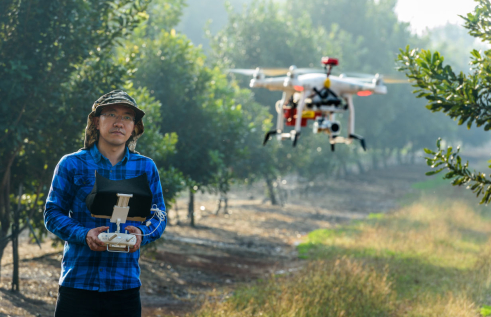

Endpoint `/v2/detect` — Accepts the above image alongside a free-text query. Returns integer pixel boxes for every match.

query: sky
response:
[395,0,477,34]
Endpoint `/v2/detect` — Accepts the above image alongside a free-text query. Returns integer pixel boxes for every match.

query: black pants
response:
[54,285,141,317]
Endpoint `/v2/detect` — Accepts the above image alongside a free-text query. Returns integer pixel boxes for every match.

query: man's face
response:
[95,104,136,148]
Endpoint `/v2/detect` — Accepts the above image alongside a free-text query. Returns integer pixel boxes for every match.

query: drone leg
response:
[276,91,293,141]
[349,134,366,151]
[345,95,366,151]
[293,132,300,147]
[263,130,278,146]
[292,91,306,147]
[330,134,337,152]
[346,94,355,138]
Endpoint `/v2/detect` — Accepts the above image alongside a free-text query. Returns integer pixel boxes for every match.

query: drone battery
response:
[85,172,152,221]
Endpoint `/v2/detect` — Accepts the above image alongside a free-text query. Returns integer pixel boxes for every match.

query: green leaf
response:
[424,148,435,155]
[426,169,444,176]
[480,305,491,317]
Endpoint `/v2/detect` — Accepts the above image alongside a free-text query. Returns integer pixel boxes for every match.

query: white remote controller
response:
[98,232,137,247]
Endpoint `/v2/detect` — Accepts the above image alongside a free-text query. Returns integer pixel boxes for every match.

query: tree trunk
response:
[12,184,22,292]
[188,188,195,227]
[265,177,278,205]
[215,196,222,215]
[0,147,22,280]
[356,159,365,174]
[396,149,403,165]
[0,167,12,281]
[174,200,179,225]
[342,161,349,176]
[224,195,228,214]
[0,241,6,281]
[382,148,390,168]
[371,152,379,170]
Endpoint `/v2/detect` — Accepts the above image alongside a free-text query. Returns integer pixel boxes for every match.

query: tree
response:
[121,5,255,224]
[397,0,491,204]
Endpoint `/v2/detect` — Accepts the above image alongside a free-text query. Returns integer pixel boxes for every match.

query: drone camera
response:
[331,122,340,134]
[313,118,341,135]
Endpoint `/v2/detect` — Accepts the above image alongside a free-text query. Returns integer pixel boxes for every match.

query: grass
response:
[192,185,491,317]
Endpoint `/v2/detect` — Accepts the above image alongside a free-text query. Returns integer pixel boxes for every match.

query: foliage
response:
[0,0,150,155]
[146,0,187,36]
[423,138,491,204]
[285,0,414,74]
[176,0,252,49]
[397,0,491,204]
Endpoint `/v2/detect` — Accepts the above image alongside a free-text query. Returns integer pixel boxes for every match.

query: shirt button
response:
[100,268,103,272]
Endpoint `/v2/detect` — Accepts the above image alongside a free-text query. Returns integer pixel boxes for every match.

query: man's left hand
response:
[125,226,143,253]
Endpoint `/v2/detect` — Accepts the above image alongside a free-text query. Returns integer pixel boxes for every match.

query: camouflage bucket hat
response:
[84,90,145,152]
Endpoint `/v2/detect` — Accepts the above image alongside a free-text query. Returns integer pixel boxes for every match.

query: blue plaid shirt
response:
[44,144,166,292]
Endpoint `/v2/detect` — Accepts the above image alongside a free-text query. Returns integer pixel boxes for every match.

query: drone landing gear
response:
[263,130,278,146]
[329,134,366,151]
[350,134,366,151]
[263,130,301,147]
[292,132,300,147]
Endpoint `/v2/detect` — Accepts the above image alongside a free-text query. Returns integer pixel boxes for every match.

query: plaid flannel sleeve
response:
[44,156,91,245]
[137,160,166,246]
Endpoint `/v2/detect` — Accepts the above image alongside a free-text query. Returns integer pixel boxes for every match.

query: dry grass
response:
[195,258,395,317]
[191,186,491,317]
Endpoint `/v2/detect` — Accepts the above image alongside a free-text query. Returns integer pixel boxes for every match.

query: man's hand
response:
[125,226,143,253]
[86,226,109,251]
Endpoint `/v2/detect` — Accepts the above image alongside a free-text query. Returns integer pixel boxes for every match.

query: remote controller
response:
[98,232,137,247]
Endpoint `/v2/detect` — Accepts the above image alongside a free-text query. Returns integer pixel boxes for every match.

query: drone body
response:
[230,57,392,150]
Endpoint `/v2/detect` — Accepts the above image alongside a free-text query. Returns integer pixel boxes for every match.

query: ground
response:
[0,164,428,317]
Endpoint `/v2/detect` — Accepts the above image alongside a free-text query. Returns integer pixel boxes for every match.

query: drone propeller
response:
[293,68,325,74]
[381,78,410,84]
[341,72,374,78]
[228,68,409,84]
[339,72,409,84]
[228,67,325,77]
[228,69,260,76]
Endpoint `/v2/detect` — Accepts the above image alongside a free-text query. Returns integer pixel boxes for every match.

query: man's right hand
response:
[86,226,109,251]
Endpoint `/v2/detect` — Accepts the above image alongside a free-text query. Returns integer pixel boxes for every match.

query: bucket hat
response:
[83,90,145,152]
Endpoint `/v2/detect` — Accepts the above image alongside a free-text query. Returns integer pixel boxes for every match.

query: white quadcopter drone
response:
[229,56,405,150]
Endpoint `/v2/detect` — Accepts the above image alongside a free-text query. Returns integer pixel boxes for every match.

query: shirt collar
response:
[90,144,130,165]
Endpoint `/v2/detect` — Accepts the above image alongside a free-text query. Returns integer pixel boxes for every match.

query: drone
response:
[229,57,404,151]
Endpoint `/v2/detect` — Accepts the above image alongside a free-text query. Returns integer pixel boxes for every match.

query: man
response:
[44,90,166,317]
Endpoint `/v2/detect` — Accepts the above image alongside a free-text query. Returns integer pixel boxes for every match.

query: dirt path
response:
[0,164,428,317]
